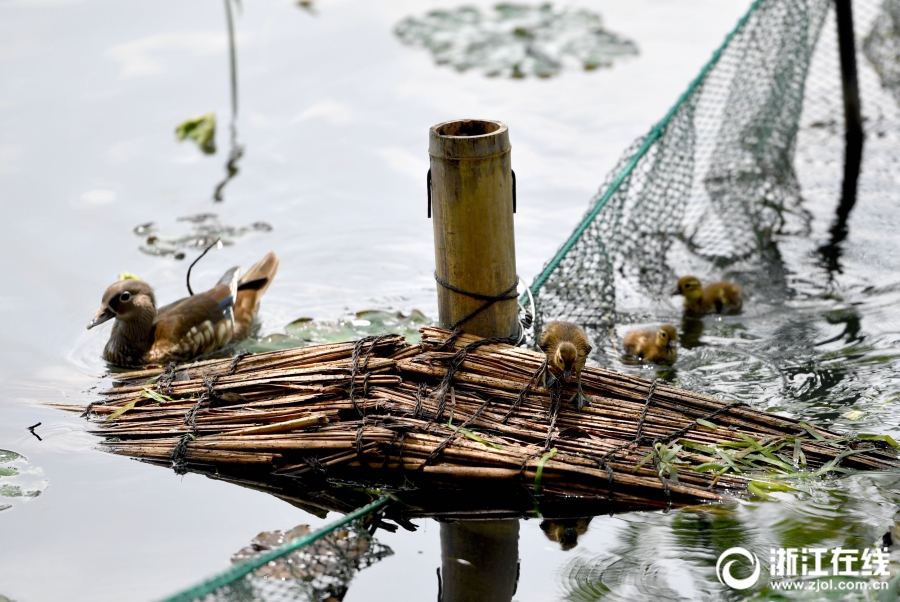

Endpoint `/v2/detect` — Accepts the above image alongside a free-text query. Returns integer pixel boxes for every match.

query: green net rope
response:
[158,496,391,602]
[528,0,830,333]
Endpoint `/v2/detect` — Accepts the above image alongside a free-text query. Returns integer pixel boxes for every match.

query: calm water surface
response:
[6,0,900,600]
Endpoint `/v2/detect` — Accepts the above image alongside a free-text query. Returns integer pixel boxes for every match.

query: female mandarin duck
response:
[539,321,592,410]
[87,252,278,367]
[624,324,678,365]
[671,275,743,315]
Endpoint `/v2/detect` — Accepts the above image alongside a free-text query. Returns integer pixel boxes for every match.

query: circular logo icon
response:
[716,547,761,590]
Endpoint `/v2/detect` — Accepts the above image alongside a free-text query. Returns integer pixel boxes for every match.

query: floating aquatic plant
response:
[395,3,638,78]
[134,213,272,259]
[175,112,217,154]
[0,450,47,509]
[248,309,431,352]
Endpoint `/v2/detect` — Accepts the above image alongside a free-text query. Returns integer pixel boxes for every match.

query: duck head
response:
[552,341,578,381]
[672,276,703,302]
[88,280,157,330]
[656,324,679,350]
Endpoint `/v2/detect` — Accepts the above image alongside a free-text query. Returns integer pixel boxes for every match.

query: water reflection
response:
[395,4,638,78]
[213,0,244,202]
[558,472,900,600]
[225,519,393,601]
[135,213,272,259]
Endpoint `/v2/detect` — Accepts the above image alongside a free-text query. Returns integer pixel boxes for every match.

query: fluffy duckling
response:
[623,324,678,365]
[539,321,592,410]
[88,252,278,367]
[672,276,743,314]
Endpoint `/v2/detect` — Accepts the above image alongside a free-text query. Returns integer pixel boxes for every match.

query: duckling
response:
[623,324,678,364]
[539,321,592,410]
[671,275,743,314]
[88,252,278,367]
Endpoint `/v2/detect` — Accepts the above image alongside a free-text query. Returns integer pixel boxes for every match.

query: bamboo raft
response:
[79,327,900,513]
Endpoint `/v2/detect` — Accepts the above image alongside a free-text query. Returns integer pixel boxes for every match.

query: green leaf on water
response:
[696,419,718,429]
[747,481,776,500]
[750,480,799,492]
[118,272,142,281]
[0,467,19,477]
[175,112,216,154]
[0,450,22,463]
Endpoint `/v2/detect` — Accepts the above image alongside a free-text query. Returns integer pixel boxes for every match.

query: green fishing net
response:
[529,0,900,341]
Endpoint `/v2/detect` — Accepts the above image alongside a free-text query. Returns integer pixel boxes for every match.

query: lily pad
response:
[175,112,216,154]
[0,449,47,508]
[286,310,430,344]
[244,310,432,353]
[0,450,21,463]
[395,3,638,78]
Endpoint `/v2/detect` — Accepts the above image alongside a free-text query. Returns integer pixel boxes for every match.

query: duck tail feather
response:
[233,252,279,341]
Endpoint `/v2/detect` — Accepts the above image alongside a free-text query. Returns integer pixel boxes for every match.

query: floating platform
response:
[79,327,900,514]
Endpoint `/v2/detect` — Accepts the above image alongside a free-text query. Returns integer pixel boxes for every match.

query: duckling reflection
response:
[671,276,743,315]
[540,518,593,551]
[623,324,678,365]
[679,315,705,350]
[539,321,592,410]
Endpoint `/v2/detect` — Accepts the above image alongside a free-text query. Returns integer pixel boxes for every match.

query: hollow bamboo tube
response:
[429,119,518,339]
[430,119,519,602]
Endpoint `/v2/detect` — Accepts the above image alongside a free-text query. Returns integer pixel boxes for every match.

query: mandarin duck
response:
[672,276,743,314]
[623,324,678,365]
[88,252,278,367]
[539,321,592,410]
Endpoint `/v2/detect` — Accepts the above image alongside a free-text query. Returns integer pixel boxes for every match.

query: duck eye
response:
[120,292,132,302]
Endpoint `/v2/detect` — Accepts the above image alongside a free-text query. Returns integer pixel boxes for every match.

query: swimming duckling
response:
[671,276,743,314]
[539,321,592,410]
[623,324,678,364]
[88,252,278,367]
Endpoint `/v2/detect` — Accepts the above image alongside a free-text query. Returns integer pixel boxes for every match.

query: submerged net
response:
[529,0,895,337]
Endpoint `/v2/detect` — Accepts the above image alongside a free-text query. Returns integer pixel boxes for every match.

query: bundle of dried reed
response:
[75,328,899,511]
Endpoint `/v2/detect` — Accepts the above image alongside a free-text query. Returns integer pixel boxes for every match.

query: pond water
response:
[4,0,900,600]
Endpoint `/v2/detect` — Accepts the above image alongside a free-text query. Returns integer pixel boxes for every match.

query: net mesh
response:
[160,498,392,602]
[529,0,893,343]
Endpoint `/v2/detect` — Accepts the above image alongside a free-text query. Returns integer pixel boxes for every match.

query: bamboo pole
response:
[429,119,518,339]
[430,119,520,602]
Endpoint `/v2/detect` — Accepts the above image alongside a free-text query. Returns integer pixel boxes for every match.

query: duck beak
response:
[668,341,677,349]
[563,369,573,382]
[88,306,114,330]
[670,286,680,296]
